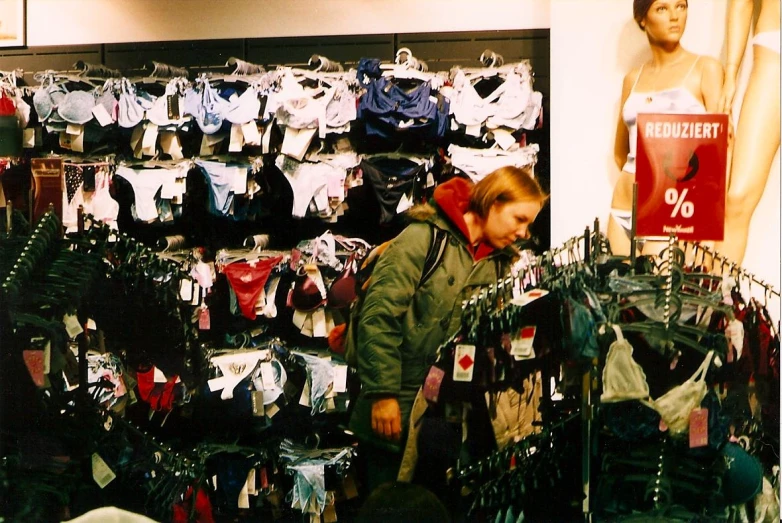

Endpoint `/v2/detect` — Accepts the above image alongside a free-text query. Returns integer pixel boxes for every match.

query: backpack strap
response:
[418,226,448,289]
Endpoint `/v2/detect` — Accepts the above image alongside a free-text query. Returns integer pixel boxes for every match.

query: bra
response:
[601,324,651,402]
[600,324,716,436]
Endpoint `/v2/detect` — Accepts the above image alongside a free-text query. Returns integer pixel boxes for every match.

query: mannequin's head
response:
[634,0,689,42]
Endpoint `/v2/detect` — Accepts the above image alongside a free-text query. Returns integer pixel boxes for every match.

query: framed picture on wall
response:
[0,0,25,48]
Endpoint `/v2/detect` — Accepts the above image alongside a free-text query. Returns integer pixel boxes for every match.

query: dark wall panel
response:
[0,45,102,84]
[104,39,245,71]
[246,34,395,68]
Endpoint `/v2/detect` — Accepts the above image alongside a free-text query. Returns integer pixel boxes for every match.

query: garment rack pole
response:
[581,225,595,521]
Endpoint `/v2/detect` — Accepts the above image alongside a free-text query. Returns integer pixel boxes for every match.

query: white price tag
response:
[332,364,348,393]
[453,344,476,382]
[91,453,117,489]
[92,104,113,127]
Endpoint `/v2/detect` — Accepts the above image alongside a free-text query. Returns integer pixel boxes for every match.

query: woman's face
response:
[642,0,688,43]
[482,200,542,249]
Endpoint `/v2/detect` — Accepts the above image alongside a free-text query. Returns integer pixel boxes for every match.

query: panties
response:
[223,256,283,320]
[115,166,165,222]
[360,157,426,224]
[753,30,780,54]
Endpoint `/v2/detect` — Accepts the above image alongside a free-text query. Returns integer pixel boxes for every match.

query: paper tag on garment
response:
[63,313,84,338]
[66,123,82,136]
[265,402,280,419]
[453,344,476,382]
[342,471,359,499]
[260,362,276,390]
[511,326,536,360]
[242,121,262,145]
[198,307,211,330]
[332,365,348,394]
[312,308,327,338]
[130,121,145,149]
[689,408,709,448]
[396,191,414,214]
[323,500,338,523]
[259,467,269,489]
[426,172,435,188]
[292,309,308,330]
[299,379,312,407]
[237,473,251,509]
[510,289,549,307]
[229,124,245,152]
[23,127,36,148]
[72,127,85,153]
[59,132,73,150]
[92,453,117,488]
[43,340,52,374]
[229,167,246,195]
[207,132,226,146]
[199,133,215,156]
[423,365,446,403]
[92,103,114,127]
[160,131,183,160]
[251,391,265,417]
[465,124,482,137]
[190,283,201,306]
[142,122,159,149]
[22,350,46,387]
[246,468,258,496]
[493,129,516,150]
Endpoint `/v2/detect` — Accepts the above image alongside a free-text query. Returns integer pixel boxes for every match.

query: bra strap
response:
[682,55,701,83]
[629,64,645,92]
[611,323,625,342]
[691,350,715,383]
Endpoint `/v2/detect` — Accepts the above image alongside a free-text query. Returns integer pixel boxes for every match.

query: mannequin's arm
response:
[720,0,754,112]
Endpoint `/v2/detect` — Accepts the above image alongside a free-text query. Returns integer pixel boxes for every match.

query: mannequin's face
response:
[642,0,688,43]
[482,200,542,249]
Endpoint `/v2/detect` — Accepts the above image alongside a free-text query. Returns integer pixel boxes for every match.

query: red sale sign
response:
[635,113,728,241]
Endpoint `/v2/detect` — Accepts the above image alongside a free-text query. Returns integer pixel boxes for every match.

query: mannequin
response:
[718,0,780,264]
[607,0,724,256]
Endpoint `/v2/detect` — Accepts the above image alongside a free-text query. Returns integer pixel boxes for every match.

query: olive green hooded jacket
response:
[348,201,515,452]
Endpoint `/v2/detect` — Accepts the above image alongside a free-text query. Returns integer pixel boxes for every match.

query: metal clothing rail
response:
[683,240,780,297]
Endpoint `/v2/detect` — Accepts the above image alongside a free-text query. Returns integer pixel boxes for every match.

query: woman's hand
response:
[719,76,737,115]
[371,397,402,441]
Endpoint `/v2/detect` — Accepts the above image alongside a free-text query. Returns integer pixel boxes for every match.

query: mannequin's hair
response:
[634,0,689,30]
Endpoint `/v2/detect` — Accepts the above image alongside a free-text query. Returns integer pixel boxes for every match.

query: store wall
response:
[25,0,550,46]
[550,0,780,314]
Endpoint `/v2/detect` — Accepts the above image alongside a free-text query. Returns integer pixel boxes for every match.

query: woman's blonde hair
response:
[468,165,547,218]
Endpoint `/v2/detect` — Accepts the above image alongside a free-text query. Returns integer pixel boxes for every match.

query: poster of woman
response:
[550,0,779,316]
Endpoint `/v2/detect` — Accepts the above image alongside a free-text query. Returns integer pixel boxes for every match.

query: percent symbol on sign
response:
[664,188,694,218]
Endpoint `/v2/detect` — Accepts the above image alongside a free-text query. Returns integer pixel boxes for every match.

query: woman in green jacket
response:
[349,166,546,491]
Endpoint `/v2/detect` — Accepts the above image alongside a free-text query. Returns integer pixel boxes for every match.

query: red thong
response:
[223,256,283,320]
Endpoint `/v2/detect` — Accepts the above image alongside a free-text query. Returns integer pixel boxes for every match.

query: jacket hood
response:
[432,178,496,261]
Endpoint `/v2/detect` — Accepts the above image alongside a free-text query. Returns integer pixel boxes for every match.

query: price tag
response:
[453,344,476,382]
[91,453,116,489]
[22,128,36,148]
[229,124,245,152]
[260,362,276,390]
[232,167,248,195]
[511,326,536,360]
[198,307,211,330]
[92,104,113,127]
[423,365,445,403]
[242,121,262,145]
[63,313,84,338]
[142,122,159,149]
[635,113,728,241]
[689,408,709,448]
[332,365,348,394]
